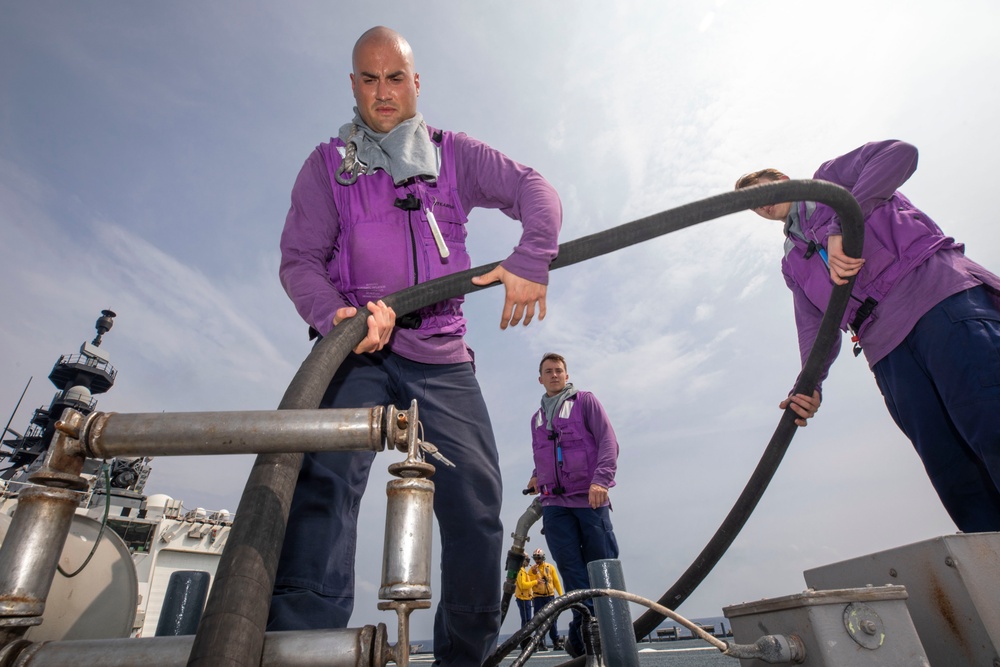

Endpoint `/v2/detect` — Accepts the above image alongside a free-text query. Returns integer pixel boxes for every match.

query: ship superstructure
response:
[0,311,233,639]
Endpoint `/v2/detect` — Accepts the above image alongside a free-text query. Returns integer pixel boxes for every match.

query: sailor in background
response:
[527,352,620,657]
[528,548,564,651]
[514,555,537,649]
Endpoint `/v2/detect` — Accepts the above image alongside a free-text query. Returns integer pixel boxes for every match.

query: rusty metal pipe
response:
[0,486,81,642]
[82,408,387,458]
[380,401,434,605]
[11,626,382,666]
[0,411,91,646]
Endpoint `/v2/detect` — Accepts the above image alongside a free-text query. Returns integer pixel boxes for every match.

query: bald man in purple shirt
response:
[271,26,562,667]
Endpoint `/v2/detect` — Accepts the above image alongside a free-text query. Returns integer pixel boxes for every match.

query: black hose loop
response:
[188,180,863,667]
[556,183,862,665]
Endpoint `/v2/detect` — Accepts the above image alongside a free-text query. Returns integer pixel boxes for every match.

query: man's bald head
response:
[350,26,420,133]
[352,26,414,73]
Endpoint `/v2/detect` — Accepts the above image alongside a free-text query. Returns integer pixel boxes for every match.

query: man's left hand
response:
[589,484,608,509]
[471,265,547,330]
[333,300,396,354]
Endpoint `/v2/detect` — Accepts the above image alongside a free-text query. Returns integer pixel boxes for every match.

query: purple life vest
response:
[783,193,960,336]
[531,393,599,497]
[317,128,472,336]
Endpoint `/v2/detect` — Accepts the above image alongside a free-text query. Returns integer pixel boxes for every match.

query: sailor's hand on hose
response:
[780,390,821,427]
[826,235,864,286]
[333,300,395,354]
[471,266,547,330]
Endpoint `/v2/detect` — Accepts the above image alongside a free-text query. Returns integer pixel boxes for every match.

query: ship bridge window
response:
[107,518,156,553]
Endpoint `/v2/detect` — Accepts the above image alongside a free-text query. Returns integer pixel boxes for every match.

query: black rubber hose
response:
[554,183,863,666]
[490,590,598,667]
[187,180,862,667]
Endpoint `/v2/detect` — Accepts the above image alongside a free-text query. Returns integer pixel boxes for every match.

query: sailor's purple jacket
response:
[782,140,1000,389]
[531,391,619,509]
[279,127,562,364]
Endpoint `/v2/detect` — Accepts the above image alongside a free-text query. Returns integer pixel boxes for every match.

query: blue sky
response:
[3,0,999,643]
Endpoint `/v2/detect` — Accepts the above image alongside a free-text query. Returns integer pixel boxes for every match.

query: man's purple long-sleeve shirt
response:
[279,130,562,364]
[784,140,1000,388]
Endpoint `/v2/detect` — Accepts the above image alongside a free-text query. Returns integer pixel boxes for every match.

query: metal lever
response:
[419,440,455,468]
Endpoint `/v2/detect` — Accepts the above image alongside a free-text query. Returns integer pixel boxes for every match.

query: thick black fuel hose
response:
[188,180,862,667]
[552,182,863,666]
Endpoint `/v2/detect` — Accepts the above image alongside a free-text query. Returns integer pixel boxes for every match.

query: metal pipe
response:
[0,486,81,642]
[587,559,639,667]
[82,408,387,458]
[0,408,91,646]
[380,401,434,604]
[186,400,411,667]
[500,497,542,622]
[374,404,435,667]
[11,626,381,666]
[723,634,806,663]
[380,477,434,602]
[510,497,543,557]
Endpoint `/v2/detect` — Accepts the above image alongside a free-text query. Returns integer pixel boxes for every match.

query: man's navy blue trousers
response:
[268,350,503,667]
[873,285,1000,532]
[542,504,619,654]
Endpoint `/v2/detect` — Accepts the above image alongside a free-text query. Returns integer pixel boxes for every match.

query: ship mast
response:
[1,310,118,480]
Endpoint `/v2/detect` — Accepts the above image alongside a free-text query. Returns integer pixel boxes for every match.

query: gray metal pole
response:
[82,408,386,458]
[587,559,640,667]
[11,626,381,667]
[0,410,90,647]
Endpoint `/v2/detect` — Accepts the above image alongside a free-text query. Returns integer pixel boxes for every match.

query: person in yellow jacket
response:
[515,556,537,648]
[529,549,564,650]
